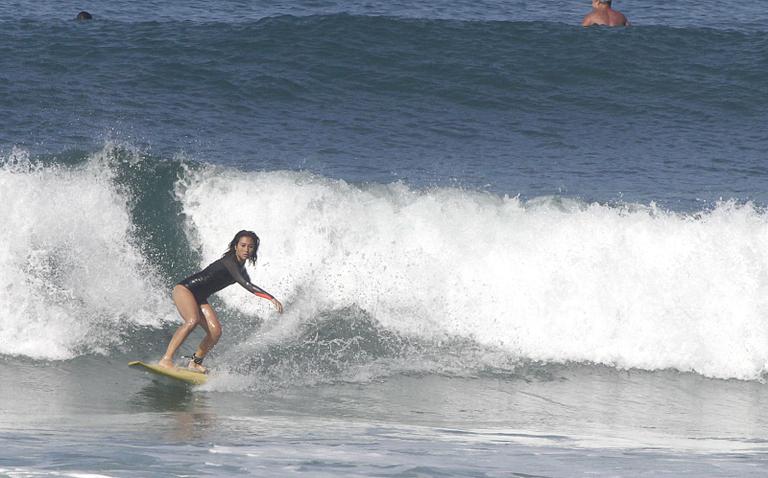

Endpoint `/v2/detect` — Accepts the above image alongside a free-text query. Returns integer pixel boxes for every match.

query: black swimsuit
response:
[177,254,274,304]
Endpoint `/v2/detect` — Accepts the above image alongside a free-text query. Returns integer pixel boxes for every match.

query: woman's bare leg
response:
[158,285,203,369]
[187,304,222,372]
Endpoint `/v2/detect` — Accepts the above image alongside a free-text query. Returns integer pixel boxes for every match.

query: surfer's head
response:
[76,11,92,20]
[224,230,260,265]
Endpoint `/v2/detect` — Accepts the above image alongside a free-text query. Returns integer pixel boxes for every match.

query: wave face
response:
[178,164,768,381]
[3,146,768,380]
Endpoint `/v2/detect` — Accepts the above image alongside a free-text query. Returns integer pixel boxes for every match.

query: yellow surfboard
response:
[128,361,208,385]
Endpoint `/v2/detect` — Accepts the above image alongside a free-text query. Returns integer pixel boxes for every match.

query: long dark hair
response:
[223,230,260,266]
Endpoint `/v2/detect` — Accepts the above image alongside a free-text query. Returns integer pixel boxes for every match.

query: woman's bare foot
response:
[188,360,207,374]
[157,357,175,369]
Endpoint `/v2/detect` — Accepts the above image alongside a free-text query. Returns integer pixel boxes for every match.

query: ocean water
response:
[2,0,768,476]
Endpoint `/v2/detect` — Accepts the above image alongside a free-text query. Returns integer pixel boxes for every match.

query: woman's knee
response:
[208,322,223,342]
[200,305,222,341]
[180,317,200,331]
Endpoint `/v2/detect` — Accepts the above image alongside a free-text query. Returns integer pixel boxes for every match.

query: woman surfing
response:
[158,230,283,372]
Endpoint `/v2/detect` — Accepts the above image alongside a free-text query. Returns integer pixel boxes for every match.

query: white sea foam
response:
[178,166,768,380]
[0,147,173,360]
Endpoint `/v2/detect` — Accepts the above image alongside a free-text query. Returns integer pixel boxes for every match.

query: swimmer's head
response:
[76,11,92,20]
[598,0,612,4]
[224,230,260,265]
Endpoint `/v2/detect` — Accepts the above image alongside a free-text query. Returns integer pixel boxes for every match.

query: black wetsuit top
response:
[178,254,274,304]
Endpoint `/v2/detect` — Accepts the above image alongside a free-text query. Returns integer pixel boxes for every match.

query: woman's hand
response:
[271,298,284,314]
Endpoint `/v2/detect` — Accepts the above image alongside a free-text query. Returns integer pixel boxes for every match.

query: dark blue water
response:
[2,1,767,208]
[2,1,768,476]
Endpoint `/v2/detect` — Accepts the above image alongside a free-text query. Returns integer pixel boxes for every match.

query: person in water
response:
[582,0,630,27]
[158,230,283,372]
